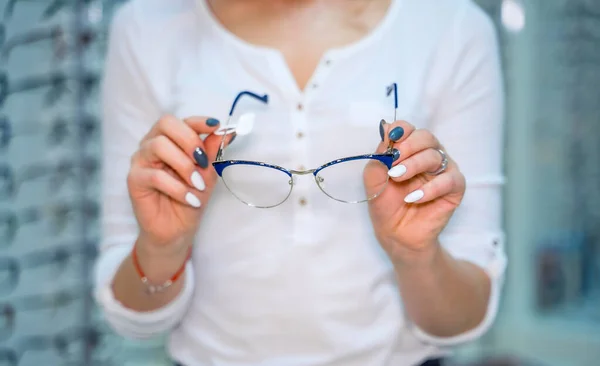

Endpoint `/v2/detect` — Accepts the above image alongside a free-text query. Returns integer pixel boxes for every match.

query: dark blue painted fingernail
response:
[193,147,209,168]
[379,119,385,141]
[388,126,404,142]
[206,118,220,127]
[392,148,400,161]
[229,133,236,144]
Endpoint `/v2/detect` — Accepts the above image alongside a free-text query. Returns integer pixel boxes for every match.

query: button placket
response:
[290,98,312,244]
[291,107,310,195]
[305,57,332,97]
[289,56,336,244]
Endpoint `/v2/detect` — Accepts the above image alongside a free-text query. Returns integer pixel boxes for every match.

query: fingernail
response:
[191,171,206,191]
[388,126,404,142]
[404,189,424,203]
[229,133,237,144]
[193,147,208,168]
[206,118,220,127]
[379,119,385,141]
[185,192,202,208]
[388,164,406,178]
[392,148,400,162]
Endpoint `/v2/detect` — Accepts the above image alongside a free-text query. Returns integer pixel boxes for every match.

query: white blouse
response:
[94,0,507,365]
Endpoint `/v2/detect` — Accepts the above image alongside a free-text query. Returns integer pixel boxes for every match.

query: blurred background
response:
[0,0,598,365]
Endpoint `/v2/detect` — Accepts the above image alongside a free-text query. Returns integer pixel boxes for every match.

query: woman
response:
[95,0,506,365]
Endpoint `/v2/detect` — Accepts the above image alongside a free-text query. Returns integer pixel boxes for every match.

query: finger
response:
[403,170,465,204]
[163,165,181,180]
[384,120,416,144]
[393,128,440,163]
[144,115,221,141]
[183,115,221,135]
[376,119,416,153]
[183,116,237,171]
[139,135,207,192]
[142,115,217,170]
[159,116,212,166]
[388,148,444,181]
[130,167,202,208]
[142,115,188,142]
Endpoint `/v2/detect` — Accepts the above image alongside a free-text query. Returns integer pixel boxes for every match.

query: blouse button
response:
[296,131,304,139]
[297,103,304,111]
[299,197,308,206]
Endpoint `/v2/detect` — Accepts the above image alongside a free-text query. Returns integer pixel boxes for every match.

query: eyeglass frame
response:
[0,326,102,365]
[212,84,399,208]
[0,240,98,295]
[0,286,92,341]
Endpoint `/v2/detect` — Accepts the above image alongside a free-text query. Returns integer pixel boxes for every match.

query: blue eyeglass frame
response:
[212,84,399,208]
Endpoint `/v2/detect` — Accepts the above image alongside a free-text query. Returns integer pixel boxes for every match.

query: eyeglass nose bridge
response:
[288,168,316,176]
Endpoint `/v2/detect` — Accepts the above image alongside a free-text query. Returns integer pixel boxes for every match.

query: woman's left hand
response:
[364,120,466,264]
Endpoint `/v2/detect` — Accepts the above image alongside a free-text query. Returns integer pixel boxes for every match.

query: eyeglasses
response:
[0,157,98,199]
[0,326,103,366]
[0,200,99,247]
[3,26,98,63]
[0,286,93,341]
[0,70,99,108]
[0,25,62,62]
[0,114,98,151]
[4,0,106,22]
[0,240,98,295]
[212,84,398,208]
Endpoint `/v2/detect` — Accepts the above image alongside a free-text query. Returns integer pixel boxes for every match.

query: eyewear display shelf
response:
[456,1,600,366]
[0,1,170,365]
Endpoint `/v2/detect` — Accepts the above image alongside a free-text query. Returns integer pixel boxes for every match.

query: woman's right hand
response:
[127,115,231,253]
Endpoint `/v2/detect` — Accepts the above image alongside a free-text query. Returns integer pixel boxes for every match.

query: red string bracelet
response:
[132,244,192,294]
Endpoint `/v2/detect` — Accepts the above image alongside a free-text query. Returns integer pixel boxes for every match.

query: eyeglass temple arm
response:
[228,91,269,116]
[215,91,269,162]
[386,82,398,122]
[385,83,399,153]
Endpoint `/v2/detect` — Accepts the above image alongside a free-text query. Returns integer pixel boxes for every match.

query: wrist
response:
[137,231,193,258]
[390,239,442,270]
[133,234,194,284]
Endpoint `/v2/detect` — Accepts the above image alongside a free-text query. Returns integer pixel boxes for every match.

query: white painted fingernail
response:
[388,164,407,178]
[185,192,202,208]
[404,190,424,203]
[191,171,206,191]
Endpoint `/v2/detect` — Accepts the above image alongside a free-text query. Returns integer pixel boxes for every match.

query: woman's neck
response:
[206,0,391,89]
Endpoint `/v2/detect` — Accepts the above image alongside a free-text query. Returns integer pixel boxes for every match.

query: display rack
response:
[458,1,600,365]
[0,1,169,365]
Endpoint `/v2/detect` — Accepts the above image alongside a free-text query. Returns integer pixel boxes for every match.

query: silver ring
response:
[427,149,448,175]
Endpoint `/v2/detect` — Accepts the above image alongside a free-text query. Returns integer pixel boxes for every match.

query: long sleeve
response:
[409,1,507,346]
[93,2,195,339]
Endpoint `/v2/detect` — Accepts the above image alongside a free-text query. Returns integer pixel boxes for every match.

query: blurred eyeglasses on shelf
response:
[0,156,98,199]
[0,114,98,151]
[0,200,99,246]
[0,24,99,63]
[0,70,99,108]
[212,85,399,208]
[0,326,104,366]
[0,240,98,295]
[3,0,110,22]
[0,286,93,341]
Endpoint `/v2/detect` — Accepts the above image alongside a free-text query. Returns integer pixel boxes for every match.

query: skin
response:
[112,0,491,338]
